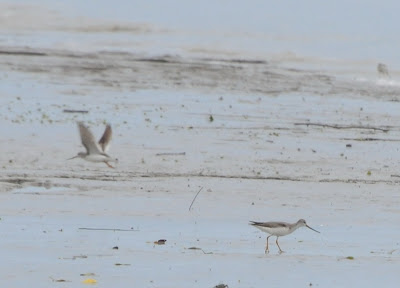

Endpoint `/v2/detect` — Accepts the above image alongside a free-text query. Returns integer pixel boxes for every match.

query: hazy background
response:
[2,0,400,70]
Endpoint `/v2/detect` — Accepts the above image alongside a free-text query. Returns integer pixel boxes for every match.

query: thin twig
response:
[294,122,390,132]
[156,152,186,156]
[201,248,213,254]
[341,137,400,142]
[78,228,138,232]
[189,186,203,211]
[187,247,213,254]
[63,109,89,113]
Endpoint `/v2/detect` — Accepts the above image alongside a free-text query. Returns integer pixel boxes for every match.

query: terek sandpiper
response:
[250,219,320,254]
[377,63,389,77]
[68,122,118,168]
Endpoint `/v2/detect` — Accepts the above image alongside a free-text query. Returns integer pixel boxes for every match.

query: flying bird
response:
[68,122,118,168]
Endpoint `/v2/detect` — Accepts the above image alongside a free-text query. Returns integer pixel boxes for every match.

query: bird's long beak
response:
[67,155,78,160]
[306,225,320,233]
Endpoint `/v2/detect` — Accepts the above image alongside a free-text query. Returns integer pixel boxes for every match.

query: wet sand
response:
[1,51,400,287]
[1,3,400,288]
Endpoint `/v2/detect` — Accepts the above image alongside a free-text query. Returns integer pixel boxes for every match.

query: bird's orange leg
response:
[265,235,271,254]
[104,161,114,168]
[276,236,284,253]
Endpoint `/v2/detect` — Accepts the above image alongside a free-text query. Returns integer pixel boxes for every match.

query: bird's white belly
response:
[256,226,291,236]
[84,154,109,163]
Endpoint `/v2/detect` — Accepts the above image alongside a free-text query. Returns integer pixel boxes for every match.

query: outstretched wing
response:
[98,124,112,152]
[78,122,102,155]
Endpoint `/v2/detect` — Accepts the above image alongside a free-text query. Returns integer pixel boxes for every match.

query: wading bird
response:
[250,219,320,253]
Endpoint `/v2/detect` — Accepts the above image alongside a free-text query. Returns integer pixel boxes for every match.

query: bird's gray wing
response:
[78,122,102,154]
[98,124,112,152]
[250,221,289,228]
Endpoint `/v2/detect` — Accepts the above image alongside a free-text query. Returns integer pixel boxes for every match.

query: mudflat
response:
[1,3,400,287]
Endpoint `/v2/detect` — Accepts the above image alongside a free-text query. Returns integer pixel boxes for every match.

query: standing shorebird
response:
[68,122,118,168]
[377,63,389,77]
[250,219,320,254]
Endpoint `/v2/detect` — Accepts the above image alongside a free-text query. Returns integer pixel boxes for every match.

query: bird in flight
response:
[68,122,118,168]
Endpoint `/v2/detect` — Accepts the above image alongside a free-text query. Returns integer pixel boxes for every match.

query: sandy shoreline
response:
[1,15,400,288]
[1,175,399,287]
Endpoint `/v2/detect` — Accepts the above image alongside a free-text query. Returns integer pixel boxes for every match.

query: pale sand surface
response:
[1,64,400,287]
[1,3,400,288]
